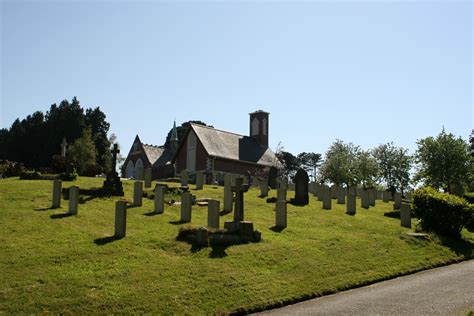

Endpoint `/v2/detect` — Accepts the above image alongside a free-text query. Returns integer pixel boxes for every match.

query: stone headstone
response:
[278,177,288,190]
[382,191,390,202]
[336,186,345,204]
[331,186,338,199]
[291,168,309,205]
[114,200,127,238]
[52,179,62,209]
[102,143,124,196]
[223,174,233,212]
[376,190,383,200]
[368,188,376,206]
[260,179,269,197]
[277,188,287,202]
[60,137,67,157]
[251,176,259,187]
[360,190,369,209]
[68,185,79,215]
[308,182,316,195]
[196,171,204,190]
[181,169,188,186]
[356,188,363,198]
[133,181,143,206]
[180,191,192,223]
[289,183,295,191]
[232,177,249,222]
[275,201,287,228]
[393,192,402,210]
[154,186,165,214]
[144,168,152,188]
[346,193,356,215]
[322,186,331,210]
[208,199,220,229]
[400,203,411,228]
[268,166,278,189]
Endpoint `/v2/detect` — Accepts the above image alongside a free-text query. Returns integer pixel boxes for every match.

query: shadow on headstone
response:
[50,213,73,219]
[209,246,228,258]
[94,236,122,246]
[270,225,285,233]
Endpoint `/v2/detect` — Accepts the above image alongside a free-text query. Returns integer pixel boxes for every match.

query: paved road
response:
[257,260,474,315]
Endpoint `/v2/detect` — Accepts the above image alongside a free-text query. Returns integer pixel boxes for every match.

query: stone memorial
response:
[382,191,390,203]
[114,200,127,238]
[393,192,402,210]
[52,179,62,209]
[331,186,338,199]
[278,177,288,190]
[368,188,376,206]
[102,143,124,196]
[68,185,79,215]
[400,203,411,228]
[346,193,356,215]
[322,186,331,210]
[251,176,259,187]
[275,201,287,228]
[207,199,220,229]
[196,171,204,190]
[133,181,143,206]
[360,190,369,209]
[154,185,165,214]
[260,179,269,197]
[180,191,192,223]
[290,168,309,205]
[181,169,189,186]
[223,174,233,212]
[60,137,67,158]
[277,188,287,202]
[376,190,383,200]
[232,177,249,221]
[336,186,345,204]
[144,168,152,188]
[268,166,278,189]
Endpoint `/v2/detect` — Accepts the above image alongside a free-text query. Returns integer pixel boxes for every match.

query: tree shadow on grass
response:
[94,236,122,246]
[438,235,474,258]
[270,225,285,233]
[79,196,98,204]
[50,213,73,219]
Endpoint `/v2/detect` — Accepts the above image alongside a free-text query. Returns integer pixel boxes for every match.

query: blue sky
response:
[1,1,472,159]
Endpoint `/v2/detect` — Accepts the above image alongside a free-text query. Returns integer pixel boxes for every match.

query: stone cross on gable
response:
[231,177,249,221]
[61,137,67,157]
[112,144,119,173]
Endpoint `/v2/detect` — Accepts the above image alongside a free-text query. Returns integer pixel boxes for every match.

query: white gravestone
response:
[275,201,287,228]
[133,181,143,206]
[223,174,233,212]
[154,186,165,214]
[52,180,62,209]
[207,199,220,229]
[180,191,192,223]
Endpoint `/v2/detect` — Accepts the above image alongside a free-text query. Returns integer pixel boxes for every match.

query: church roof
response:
[189,123,279,167]
[142,144,164,165]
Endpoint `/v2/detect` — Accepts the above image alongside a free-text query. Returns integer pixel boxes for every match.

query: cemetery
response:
[0,173,472,314]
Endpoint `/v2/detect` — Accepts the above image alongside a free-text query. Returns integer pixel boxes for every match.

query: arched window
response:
[126,160,135,178]
[135,158,144,180]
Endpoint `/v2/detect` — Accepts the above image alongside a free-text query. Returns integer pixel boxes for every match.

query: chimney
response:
[249,110,269,147]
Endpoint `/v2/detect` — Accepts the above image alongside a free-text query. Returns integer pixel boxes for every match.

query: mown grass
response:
[0,177,472,314]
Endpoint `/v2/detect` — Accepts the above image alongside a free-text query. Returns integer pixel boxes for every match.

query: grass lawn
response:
[0,177,472,314]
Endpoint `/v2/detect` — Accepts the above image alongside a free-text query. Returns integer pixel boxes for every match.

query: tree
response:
[415,129,473,194]
[469,129,474,157]
[67,128,97,175]
[372,142,412,194]
[297,152,322,181]
[354,150,379,189]
[85,107,111,172]
[276,150,299,178]
[318,140,360,187]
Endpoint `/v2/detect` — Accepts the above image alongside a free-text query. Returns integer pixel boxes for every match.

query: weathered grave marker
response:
[322,186,332,210]
[232,177,249,221]
[154,185,165,214]
[52,179,62,209]
[360,190,369,209]
[144,168,152,188]
[382,191,390,203]
[400,203,411,228]
[114,201,127,238]
[180,191,192,223]
[60,137,67,157]
[346,193,356,215]
[260,178,269,197]
[133,181,143,206]
[68,185,79,215]
[196,171,204,190]
[277,188,287,202]
[336,186,345,204]
[368,188,376,206]
[291,168,309,205]
[208,199,220,229]
[181,169,188,186]
[394,192,402,210]
[268,166,278,189]
[275,201,287,228]
[223,174,233,212]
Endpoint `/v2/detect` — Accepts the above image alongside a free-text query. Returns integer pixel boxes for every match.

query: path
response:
[257,260,474,315]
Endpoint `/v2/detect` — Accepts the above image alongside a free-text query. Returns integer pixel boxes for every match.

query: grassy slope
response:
[0,177,472,314]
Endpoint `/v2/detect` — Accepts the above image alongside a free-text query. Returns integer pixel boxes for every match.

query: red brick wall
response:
[175,131,208,174]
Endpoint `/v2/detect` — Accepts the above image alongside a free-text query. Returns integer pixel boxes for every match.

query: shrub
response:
[463,192,474,204]
[0,160,27,177]
[59,171,77,181]
[412,187,471,237]
[19,171,42,180]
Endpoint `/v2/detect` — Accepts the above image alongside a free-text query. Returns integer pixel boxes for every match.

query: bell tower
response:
[249,110,269,147]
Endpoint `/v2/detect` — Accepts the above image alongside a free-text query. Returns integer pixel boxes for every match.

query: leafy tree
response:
[470,129,474,157]
[415,129,473,194]
[66,128,97,175]
[276,150,299,178]
[297,152,322,181]
[372,142,412,194]
[355,150,379,189]
[85,107,111,172]
[318,140,360,187]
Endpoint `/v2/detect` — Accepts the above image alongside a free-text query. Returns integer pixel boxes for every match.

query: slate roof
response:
[190,124,280,167]
[142,144,164,165]
[152,147,175,167]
